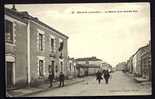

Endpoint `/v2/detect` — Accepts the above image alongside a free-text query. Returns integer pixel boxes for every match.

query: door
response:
[51,61,55,76]
[60,61,63,72]
[7,62,13,88]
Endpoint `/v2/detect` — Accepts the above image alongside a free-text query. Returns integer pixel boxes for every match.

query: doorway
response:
[6,62,14,88]
[51,61,55,76]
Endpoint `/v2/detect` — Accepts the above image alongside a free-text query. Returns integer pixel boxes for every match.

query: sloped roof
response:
[5,7,69,39]
[76,64,100,68]
[76,57,102,61]
[133,44,149,57]
[5,8,27,23]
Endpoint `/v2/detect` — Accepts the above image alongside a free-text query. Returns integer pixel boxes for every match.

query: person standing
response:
[96,70,102,84]
[48,72,54,88]
[104,70,110,84]
[59,72,65,87]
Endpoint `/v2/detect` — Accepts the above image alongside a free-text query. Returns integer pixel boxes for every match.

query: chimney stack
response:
[12,4,16,11]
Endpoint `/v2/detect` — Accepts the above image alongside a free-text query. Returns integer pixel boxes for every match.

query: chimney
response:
[12,4,17,11]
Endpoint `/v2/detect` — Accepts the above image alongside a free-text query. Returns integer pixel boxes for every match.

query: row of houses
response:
[126,41,151,81]
[5,7,69,89]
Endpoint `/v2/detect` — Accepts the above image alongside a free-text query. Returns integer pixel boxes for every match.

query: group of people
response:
[48,71,65,88]
[48,69,111,88]
[96,70,111,84]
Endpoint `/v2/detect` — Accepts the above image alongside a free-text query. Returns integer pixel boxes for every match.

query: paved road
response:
[28,71,151,96]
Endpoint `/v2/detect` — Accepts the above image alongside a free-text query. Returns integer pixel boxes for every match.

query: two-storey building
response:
[76,57,102,76]
[5,7,68,89]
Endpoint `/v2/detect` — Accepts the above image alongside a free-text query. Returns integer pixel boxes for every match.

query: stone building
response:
[5,8,28,89]
[126,41,151,81]
[5,7,68,89]
[76,57,102,76]
[141,42,151,81]
[132,45,148,76]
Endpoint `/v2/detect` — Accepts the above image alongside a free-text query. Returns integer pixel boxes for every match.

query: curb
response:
[14,79,84,97]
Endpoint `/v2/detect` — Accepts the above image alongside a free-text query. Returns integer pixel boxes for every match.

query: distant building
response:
[76,57,102,76]
[5,7,68,89]
[67,58,77,79]
[100,62,112,72]
[116,62,127,71]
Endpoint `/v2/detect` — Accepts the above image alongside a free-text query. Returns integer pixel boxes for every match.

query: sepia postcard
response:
[5,3,151,97]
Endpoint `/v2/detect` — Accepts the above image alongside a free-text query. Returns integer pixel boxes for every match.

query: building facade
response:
[126,42,151,81]
[76,57,102,76]
[116,62,127,71]
[132,45,148,76]
[141,42,151,81]
[127,55,134,73]
[67,58,77,79]
[5,8,28,88]
[5,7,68,89]
[100,62,112,72]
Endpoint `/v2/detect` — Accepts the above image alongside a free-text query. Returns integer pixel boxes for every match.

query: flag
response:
[59,42,63,51]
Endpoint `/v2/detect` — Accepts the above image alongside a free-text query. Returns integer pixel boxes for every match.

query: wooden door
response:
[7,62,13,88]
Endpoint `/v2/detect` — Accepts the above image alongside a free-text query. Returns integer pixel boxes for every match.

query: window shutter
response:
[37,33,39,51]
[43,35,45,51]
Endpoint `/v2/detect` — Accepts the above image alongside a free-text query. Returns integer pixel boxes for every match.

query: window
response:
[39,60,44,76]
[5,20,13,43]
[48,61,55,75]
[51,61,54,74]
[59,53,63,59]
[6,62,14,88]
[39,33,43,51]
[51,38,54,52]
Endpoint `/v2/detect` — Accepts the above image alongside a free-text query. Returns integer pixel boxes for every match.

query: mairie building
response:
[5,7,68,89]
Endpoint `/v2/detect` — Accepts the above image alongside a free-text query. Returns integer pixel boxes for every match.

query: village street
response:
[27,71,151,97]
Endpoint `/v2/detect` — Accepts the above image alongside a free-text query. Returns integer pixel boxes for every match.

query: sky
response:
[5,3,150,67]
